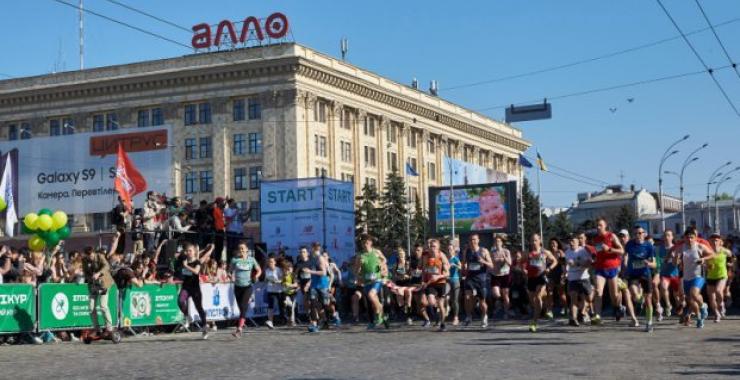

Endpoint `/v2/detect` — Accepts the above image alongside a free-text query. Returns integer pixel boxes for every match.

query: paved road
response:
[2,317,739,379]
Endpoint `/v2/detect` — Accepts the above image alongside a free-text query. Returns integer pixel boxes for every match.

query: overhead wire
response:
[103,0,192,33]
[693,0,740,80]
[655,0,740,117]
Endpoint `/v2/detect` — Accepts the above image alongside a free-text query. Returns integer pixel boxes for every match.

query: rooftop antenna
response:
[340,37,348,61]
[411,77,418,89]
[429,80,438,96]
[79,0,84,70]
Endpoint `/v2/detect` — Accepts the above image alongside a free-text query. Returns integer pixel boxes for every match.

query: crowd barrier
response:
[188,282,280,322]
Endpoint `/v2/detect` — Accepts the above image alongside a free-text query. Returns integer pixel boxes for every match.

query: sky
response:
[2,0,739,209]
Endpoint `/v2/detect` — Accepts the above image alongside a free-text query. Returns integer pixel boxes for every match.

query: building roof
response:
[580,191,637,204]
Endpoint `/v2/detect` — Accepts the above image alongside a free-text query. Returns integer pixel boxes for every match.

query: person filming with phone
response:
[82,244,115,338]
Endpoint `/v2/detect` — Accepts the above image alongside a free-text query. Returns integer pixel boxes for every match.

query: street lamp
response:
[675,143,708,232]
[658,134,688,234]
[714,175,734,234]
[707,161,732,232]
[732,184,740,233]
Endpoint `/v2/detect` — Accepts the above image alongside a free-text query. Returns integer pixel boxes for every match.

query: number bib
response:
[468,263,481,271]
[365,273,378,281]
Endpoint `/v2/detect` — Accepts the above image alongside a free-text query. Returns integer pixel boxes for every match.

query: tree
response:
[615,205,636,231]
[355,182,382,248]
[714,192,733,201]
[410,196,429,246]
[510,177,548,251]
[548,211,573,241]
[379,169,408,252]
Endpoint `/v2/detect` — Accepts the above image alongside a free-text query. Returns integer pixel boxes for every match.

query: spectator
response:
[110,196,130,255]
[142,191,165,251]
[169,211,192,241]
[130,216,145,256]
[282,261,298,326]
[224,199,243,262]
[195,200,214,247]
[212,197,226,264]
[0,245,11,283]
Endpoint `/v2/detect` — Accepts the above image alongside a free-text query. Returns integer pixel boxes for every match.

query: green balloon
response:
[37,230,51,241]
[21,224,36,234]
[44,231,60,247]
[38,208,53,216]
[57,225,71,239]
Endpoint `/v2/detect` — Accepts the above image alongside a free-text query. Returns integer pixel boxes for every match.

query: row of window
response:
[183,167,262,194]
[183,133,262,160]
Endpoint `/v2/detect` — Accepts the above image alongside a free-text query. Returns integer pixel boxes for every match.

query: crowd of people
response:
[1,208,738,344]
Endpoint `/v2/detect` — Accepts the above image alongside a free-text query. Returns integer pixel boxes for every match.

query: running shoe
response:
[334,315,342,327]
[544,311,554,320]
[70,333,80,342]
[439,323,447,332]
[630,319,639,328]
[528,322,537,333]
[721,303,727,318]
[202,326,209,340]
[366,322,375,330]
[421,320,431,328]
[308,324,320,333]
[232,329,242,338]
[568,319,579,327]
[463,318,472,327]
[591,315,602,325]
[665,308,672,318]
[645,323,654,333]
[406,317,414,326]
[266,321,275,330]
[582,314,591,325]
[452,317,459,326]
[657,313,664,322]
[696,318,704,329]
[700,303,708,321]
[381,316,390,329]
[714,315,720,323]
[481,316,489,328]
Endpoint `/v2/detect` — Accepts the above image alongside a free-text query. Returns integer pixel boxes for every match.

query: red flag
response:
[114,143,147,210]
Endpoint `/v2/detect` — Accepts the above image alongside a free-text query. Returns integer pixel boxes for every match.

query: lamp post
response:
[714,176,733,234]
[658,135,689,234]
[707,162,732,232]
[674,143,708,232]
[733,184,740,233]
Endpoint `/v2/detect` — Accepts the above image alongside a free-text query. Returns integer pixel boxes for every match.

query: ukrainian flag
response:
[536,152,548,172]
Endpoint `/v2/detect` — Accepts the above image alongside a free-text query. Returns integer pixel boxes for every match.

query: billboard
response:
[429,181,518,235]
[0,127,172,215]
[442,156,517,186]
[260,178,355,265]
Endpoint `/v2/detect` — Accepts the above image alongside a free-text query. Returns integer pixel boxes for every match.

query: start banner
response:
[121,284,183,327]
[38,283,119,330]
[0,284,35,333]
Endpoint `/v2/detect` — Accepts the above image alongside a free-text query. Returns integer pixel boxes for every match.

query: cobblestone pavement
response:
[2,316,739,379]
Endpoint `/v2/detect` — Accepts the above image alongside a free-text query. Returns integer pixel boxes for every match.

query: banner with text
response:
[121,284,183,327]
[0,126,172,215]
[188,282,278,322]
[0,284,35,333]
[38,283,119,330]
[260,178,355,265]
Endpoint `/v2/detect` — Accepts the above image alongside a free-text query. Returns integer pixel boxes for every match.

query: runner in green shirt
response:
[354,234,389,329]
[707,234,729,323]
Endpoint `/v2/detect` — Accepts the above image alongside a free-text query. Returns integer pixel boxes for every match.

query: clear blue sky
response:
[2,0,739,209]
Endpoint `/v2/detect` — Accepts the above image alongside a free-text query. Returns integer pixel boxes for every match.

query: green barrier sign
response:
[121,284,183,327]
[38,283,119,330]
[0,284,36,333]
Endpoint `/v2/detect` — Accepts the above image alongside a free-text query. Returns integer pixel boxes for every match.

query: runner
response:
[294,247,312,325]
[546,238,567,318]
[576,231,595,319]
[344,253,365,324]
[408,244,426,324]
[446,241,462,326]
[264,255,283,330]
[354,235,389,329]
[657,230,683,318]
[304,244,336,332]
[281,261,298,326]
[324,252,342,328]
[176,243,214,339]
[526,234,558,332]
[462,234,494,328]
[420,239,451,331]
[230,242,261,337]
[616,230,638,325]
[565,234,593,326]
[389,248,415,325]
[706,233,729,322]
[591,218,625,325]
[676,227,715,328]
[489,235,512,320]
[624,226,656,331]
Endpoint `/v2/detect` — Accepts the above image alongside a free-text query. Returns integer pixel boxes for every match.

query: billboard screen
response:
[0,126,172,215]
[429,181,517,235]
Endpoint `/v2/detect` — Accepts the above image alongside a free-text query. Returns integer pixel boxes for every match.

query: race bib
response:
[595,244,605,252]
[300,272,311,280]
[396,267,406,275]
[365,273,378,281]
[425,267,439,275]
[632,260,646,269]
[412,269,422,277]
[468,263,481,271]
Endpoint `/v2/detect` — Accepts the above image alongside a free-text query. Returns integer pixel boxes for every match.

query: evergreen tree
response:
[411,196,429,246]
[615,205,636,231]
[510,176,548,251]
[355,182,381,247]
[547,211,573,241]
[379,169,408,252]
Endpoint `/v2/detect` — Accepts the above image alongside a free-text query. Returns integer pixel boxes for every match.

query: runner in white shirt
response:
[264,256,284,330]
[565,234,593,326]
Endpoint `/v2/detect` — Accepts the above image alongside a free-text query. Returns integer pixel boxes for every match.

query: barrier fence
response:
[0,281,288,334]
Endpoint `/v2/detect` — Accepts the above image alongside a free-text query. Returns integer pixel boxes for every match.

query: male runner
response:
[565,234,593,326]
[591,218,625,325]
[657,230,683,318]
[354,235,389,329]
[420,239,451,331]
[676,227,715,328]
[624,226,656,331]
[462,234,494,328]
[489,235,513,319]
[303,244,333,332]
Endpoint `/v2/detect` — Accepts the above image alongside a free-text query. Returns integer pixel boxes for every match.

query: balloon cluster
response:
[22,209,70,251]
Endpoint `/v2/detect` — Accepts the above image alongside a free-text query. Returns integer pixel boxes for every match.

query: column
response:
[355,109,366,193]
[378,116,388,192]
[329,100,343,179]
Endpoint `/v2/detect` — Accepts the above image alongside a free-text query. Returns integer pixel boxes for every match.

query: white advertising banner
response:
[0,126,172,215]
[188,282,278,322]
[442,156,517,186]
[260,178,355,266]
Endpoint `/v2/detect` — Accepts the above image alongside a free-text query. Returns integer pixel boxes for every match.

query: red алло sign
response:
[191,12,289,49]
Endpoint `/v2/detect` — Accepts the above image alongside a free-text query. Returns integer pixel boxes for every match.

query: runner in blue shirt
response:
[624,225,656,332]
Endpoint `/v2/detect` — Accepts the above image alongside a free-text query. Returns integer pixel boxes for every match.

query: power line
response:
[521,153,610,186]
[441,17,740,92]
[693,0,740,80]
[103,0,192,33]
[655,0,740,117]
[51,0,193,50]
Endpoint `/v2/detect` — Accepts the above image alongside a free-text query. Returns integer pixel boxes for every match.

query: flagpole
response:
[519,168,525,251]
[536,150,543,239]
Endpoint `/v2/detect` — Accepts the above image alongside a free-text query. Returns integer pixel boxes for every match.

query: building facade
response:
[568,186,658,229]
[0,43,529,238]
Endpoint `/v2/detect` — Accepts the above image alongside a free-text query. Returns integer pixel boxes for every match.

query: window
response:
[8,124,17,140]
[233,133,246,156]
[315,167,328,177]
[137,110,150,127]
[185,172,197,193]
[314,101,326,123]
[106,113,118,130]
[314,135,327,157]
[364,146,376,167]
[341,173,354,183]
[365,177,377,189]
[185,138,196,160]
[92,213,109,232]
[151,108,164,126]
[408,131,417,148]
[234,168,247,190]
[199,171,213,193]
[184,104,197,125]
[342,109,352,129]
[199,137,212,159]
[248,98,261,120]
[340,141,352,163]
[248,132,262,154]
[198,103,211,124]
[387,124,397,144]
[249,166,262,189]
[429,162,436,181]
[93,115,104,132]
[249,203,260,222]
[409,187,418,203]
[49,119,60,136]
[62,118,75,135]
[387,152,398,171]
[233,99,245,121]
[20,123,31,140]
[364,116,375,136]
[428,139,436,153]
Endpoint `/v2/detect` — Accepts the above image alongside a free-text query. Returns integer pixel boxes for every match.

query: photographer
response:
[82,244,115,337]
[0,245,11,283]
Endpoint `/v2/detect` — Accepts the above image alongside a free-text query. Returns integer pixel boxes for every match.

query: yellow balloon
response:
[51,211,68,230]
[0,196,6,212]
[28,235,46,251]
[35,214,53,231]
[24,213,38,230]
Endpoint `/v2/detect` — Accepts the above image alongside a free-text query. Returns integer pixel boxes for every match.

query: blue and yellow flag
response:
[536,152,548,172]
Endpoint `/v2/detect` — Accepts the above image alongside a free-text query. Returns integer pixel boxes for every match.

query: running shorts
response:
[490,274,511,289]
[628,275,653,293]
[595,268,620,280]
[424,282,450,298]
[464,274,489,299]
[568,279,593,296]
[527,274,548,292]
[683,277,706,294]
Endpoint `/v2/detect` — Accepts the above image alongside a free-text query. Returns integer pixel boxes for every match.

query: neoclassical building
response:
[0,43,530,238]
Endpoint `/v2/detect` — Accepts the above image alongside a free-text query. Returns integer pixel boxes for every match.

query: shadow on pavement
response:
[674,363,740,376]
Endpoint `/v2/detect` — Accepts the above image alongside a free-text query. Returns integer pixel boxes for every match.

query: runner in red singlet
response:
[591,218,625,325]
